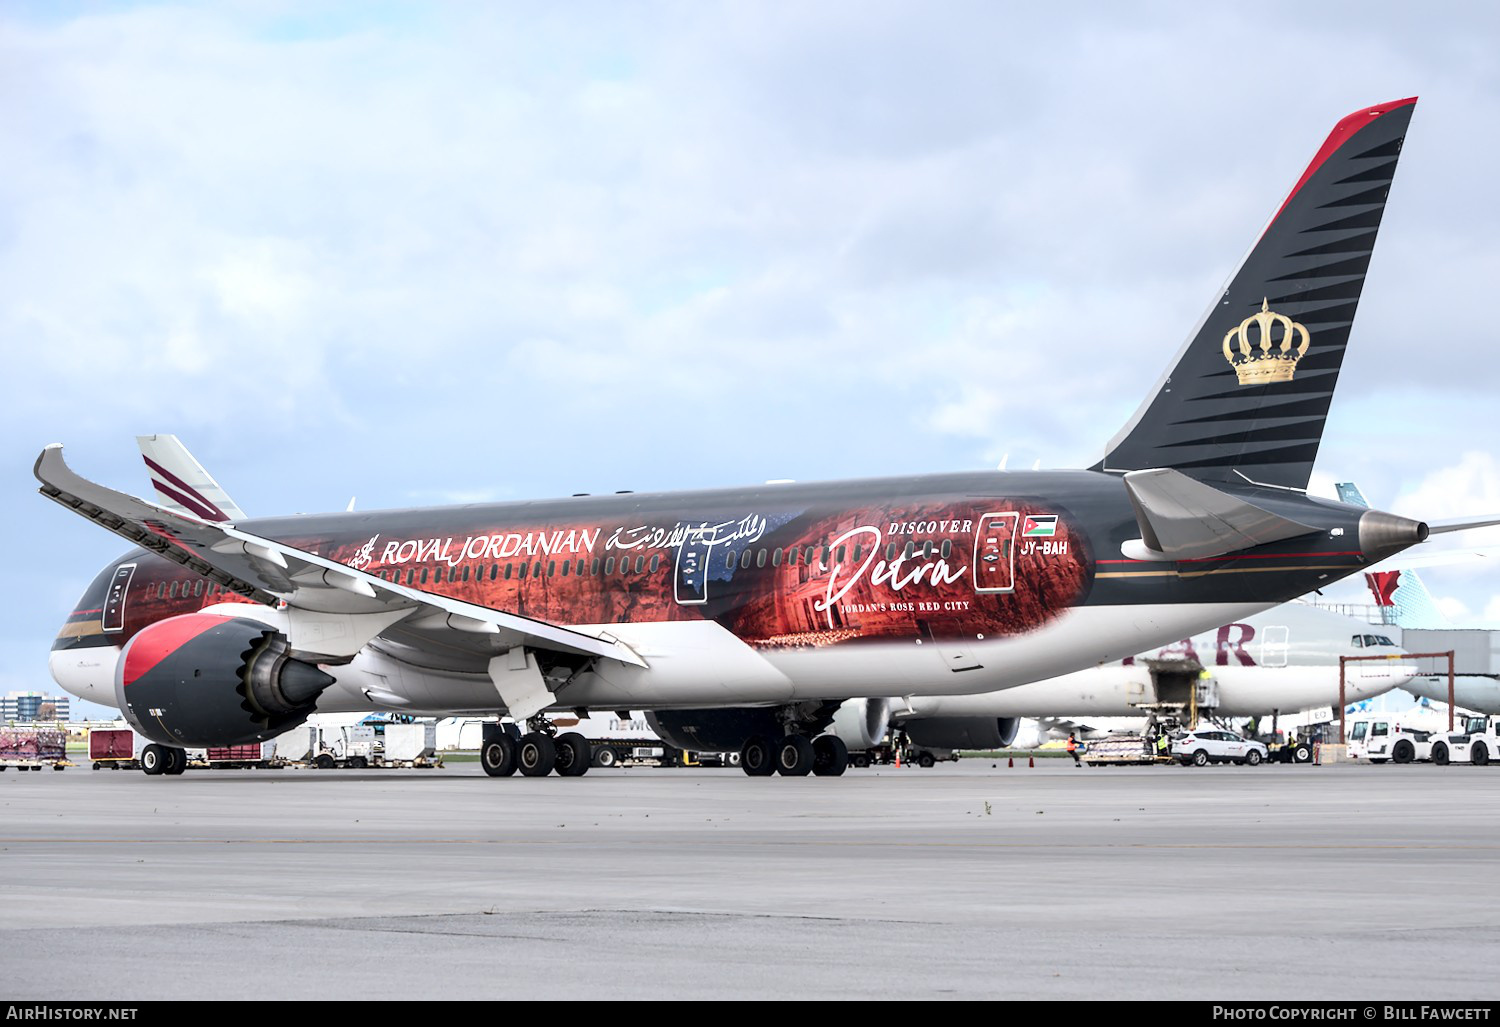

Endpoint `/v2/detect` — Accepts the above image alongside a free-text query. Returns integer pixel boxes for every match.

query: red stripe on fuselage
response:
[122,614,232,688]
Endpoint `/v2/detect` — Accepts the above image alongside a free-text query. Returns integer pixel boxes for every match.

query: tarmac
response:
[3,758,1499,1001]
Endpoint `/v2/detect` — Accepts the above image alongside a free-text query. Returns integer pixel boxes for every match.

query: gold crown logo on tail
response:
[1222,298,1310,385]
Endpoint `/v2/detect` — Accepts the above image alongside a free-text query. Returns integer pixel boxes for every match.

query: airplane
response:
[41,96,1487,780]
[1342,485,1500,713]
[745,604,1414,758]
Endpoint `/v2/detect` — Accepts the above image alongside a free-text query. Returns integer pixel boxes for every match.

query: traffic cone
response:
[1028,756,1035,768]
[895,749,902,768]
[1008,757,1014,768]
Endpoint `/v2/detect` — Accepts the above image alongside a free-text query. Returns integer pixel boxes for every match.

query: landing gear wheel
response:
[812,736,849,777]
[141,744,165,776]
[850,753,871,768]
[775,735,815,777]
[1192,750,1209,767]
[518,733,556,777]
[1432,743,1450,766]
[1245,750,1262,767]
[554,732,591,777]
[1392,740,1414,764]
[480,736,518,777]
[917,752,936,769]
[593,746,618,768]
[1473,743,1489,766]
[163,747,187,775]
[740,736,776,777]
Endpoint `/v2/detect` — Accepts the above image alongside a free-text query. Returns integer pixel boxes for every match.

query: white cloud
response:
[5,2,1500,674]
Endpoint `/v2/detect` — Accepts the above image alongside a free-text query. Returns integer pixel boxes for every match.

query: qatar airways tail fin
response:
[135,434,247,523]
[1096,98,1417,492]
[1339,482,1448,629]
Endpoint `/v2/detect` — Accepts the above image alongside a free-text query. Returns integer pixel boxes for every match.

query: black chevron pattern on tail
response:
[1096,99,1416,491]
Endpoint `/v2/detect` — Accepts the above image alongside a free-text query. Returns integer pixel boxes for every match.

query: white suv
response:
[1172,729,1268,767]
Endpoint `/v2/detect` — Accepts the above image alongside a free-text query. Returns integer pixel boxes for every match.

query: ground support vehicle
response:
[1430,715,1500,766]
[1081,734,1174,767]
[1172,728,1269,767]
[847,738,957,768]
[0,726,69,771]
[1346,717,1434,764]
[1265,739,1316,764]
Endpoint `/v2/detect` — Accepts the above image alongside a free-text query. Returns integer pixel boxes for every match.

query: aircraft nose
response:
[47,646,120,709]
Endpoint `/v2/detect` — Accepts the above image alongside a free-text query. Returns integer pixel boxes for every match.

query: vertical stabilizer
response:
[135,434,247,522]
[1097,98,1417,491]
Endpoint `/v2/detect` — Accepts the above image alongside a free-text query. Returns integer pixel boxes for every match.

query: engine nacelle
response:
[901,716,1021,751]
[828,698,892,750]
[114,614,335,747]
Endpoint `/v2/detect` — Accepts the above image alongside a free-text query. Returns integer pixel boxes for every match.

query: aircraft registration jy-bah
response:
[38,96,1493,779]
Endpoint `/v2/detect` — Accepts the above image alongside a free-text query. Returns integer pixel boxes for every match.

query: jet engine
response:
[114,613,335,747]
[901,716,1020,750]
[828,698,892,750]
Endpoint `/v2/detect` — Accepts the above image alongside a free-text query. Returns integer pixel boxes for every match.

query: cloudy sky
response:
[6,1,1500,716]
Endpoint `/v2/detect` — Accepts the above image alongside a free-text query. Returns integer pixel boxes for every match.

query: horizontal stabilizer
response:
[1427,514,1500,535]
[1122,468,1321,562]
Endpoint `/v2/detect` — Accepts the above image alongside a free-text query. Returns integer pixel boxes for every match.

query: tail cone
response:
[1358,510,1429,563]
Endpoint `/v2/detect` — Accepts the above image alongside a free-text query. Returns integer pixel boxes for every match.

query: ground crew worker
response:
[1067,733,1082,767]
[1155,730,1170,759]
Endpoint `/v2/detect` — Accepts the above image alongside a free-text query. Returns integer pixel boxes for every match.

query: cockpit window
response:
[1351,635,1364,648]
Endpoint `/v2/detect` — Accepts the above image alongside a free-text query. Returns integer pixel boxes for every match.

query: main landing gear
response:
[140,743,187,776]
[481,718,593,778]
[740,734,848,777]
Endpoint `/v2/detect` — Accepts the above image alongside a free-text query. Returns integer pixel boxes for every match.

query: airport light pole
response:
[1338,650,1456,744]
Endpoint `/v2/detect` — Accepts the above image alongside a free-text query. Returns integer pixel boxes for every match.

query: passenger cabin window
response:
[941,540,952,560]
[772,548,782,567]
[504,563,513,580]
[591,558,600,575]
[741,550,752,570]
[635,555,645,574]
[649,555,659,573]
[886,543,896,560]
[605,556,615,574]
[561,561,570,577]
[756,549,766,568]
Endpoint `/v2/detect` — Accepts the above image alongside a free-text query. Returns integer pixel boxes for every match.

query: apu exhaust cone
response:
[1359,510,1429,563]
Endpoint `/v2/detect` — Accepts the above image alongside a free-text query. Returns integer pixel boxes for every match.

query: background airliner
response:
[43,97,1478,779]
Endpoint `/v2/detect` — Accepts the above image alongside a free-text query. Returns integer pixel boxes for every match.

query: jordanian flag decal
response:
[1022,515,1058,538]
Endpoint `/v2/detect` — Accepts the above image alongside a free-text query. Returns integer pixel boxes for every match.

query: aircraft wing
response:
[34,444,645,668]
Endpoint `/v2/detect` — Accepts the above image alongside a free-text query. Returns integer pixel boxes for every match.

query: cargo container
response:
[204,741,280,768]
[382,723,439,766]
[89,727,140,769]
[1,726,69,771]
